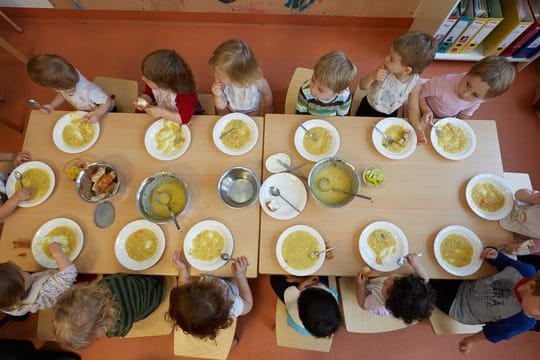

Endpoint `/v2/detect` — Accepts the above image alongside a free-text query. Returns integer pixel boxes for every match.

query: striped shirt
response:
[296,80,351,117]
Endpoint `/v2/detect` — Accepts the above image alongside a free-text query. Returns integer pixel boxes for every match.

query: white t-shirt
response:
[224,82,260,113]
[59,70,109,111]
[367,73,419,114]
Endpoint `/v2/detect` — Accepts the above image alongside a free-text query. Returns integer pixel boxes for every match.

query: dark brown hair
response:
[467,56,516,98]
[393,32,437,74]
[141,49,196,94]
[0,262,26,311]
[385,274,436,324]
[27,54,79,90]
[209,39,262,87]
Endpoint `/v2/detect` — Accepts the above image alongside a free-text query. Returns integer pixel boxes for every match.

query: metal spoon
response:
[310,246,337,259]
[14,171,24,188]
[317,177,373,202]
[372,124,394,145]
[298,122,318,141]
[269,186,301,213]
[219,126,238,139]
[220,253,234,263]
[396,253,423,266]
[28,98,41,109]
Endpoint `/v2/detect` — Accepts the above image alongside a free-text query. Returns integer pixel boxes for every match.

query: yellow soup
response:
[15,168,51,201]
[367,229,397,265]
[303,127,333,155]
[221,119,251,149]
[150,182,187,218]
[383,125,409,153]
[190,230,225,262]
[125,229,158,262]
[281,230,320,270]
[62,118,95,148]
[155,120,184,155]
[41,226,77,259]
[440,234,473,267]
[472,181,505,212]
[437,123,469,154]
[311,166,351,204]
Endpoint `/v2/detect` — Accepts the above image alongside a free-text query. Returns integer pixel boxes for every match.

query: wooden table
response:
[258,114,512,279]
[0,111,262,278]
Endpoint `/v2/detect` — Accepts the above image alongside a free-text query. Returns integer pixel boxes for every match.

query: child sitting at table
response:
[0,151,31,220]
[296,50,357,116]
[419,56,515,123]
[53,274,163,349]
[356,31,436,144]
[355,253,435,323]
[26,54,113,123]
[167,250,253,340]
[209,39,273,116]
[270,274,340,337]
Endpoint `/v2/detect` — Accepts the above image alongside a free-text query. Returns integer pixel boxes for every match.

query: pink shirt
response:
[420,73,484,118]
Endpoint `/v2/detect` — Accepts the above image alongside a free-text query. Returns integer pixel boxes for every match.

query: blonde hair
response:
[393,32,436,74]
[209,39,262,87]
[53,283,119,350]
[141,49,196,94]
[27,54,79,90]
[467,56,515,98]
[0,262,25,311]
[313,51,357,92]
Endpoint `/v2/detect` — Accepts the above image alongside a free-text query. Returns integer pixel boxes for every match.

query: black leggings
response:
[428,279,463,315]
[270,275,329,303]
[355,97,397,118]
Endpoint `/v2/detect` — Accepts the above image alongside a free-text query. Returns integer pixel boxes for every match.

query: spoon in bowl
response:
[317,177,373,202]
[220,253,234,263]
[156,192,182,233]
[298,122,318,141]
[14,171,24,188]
[310,246,337,259]
[269,186,301,213]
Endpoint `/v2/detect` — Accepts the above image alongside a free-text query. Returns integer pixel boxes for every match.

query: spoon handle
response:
[278,194,302,213]
[169,209,182,233]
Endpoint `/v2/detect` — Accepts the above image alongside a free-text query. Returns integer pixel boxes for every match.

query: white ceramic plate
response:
[6,161,55,208]
[372,117,417,160]
[433,225,484,276]
[465,174,514,221]
[115,219,166,271]
[212,113,259,156]
[183,220,234,271]
[358,221,409,272]
[275,224,326,276]
[259,172,307,220]
[430,117,477,160]
[52,111,100,154]
[32,217,84,268]
[294,119,341,162]
[144,119,191,160]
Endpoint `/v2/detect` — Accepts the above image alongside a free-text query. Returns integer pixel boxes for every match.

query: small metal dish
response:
[217,167,260,208]
[75,161,120,202]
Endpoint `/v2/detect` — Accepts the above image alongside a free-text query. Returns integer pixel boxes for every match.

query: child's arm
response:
[355,271,369,309]
[85,96,113,124]
[419,97,434,125]
[406,253,429,282]
[145,106,182,123]
[257,78,273,115]
[211,81,230,115]
[458,331,486,354]
[482,248,536,277]
[232,256,253,315]
[49,242,73,270]
[457,112,471,120]
[0,151,31,165]
[515,188,540,205]
[407,83,426,145]
[42,93,66,114]
[358,65,387,90]
[0,188,31,219]
[172,250,191,285]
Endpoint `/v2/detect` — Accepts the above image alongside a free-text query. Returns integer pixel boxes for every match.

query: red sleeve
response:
[175,93,198,125]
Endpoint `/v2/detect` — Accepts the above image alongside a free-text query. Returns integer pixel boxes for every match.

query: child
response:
[0,242,76,317]
[420,56,515,123]
[167,250,253,340]
[356,32,436,144]
[53,274,163,349]
[270,275,340,337]
[26,54,113,123]
[355,253,435,323]
[430,248,540,354]
[209,39,273,116]
[0,151,31,219]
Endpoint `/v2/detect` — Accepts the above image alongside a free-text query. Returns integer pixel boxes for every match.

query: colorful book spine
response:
[449,18,489,52]
[513,32,540,57]
[500,0,540,56]
[438,17,474,53]
[461,0,504,53]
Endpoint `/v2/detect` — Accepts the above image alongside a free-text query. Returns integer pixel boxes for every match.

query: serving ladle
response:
[317,177,373,203]
[14,171,24,188]
[269,186,301,213]
[156,192,182,233]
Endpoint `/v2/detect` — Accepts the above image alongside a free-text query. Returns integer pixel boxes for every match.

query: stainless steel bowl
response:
[308,157,360,208]
[75,161,120,203]
[217,167,260,208]
[136,171,189,224]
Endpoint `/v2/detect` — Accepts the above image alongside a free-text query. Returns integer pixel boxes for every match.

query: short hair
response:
[209,39,262,87]
[313,51,357,92]
[53,283,119,350]
[141,49,196,94]
[167,281,233,340]
[27,54,79,90]
[393,32,437,74]
[0,262,26,311]
[297,287,341,337]
[385,274,436,324]
[467,56,516,98]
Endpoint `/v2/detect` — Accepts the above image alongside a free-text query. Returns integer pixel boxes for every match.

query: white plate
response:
[430,117,477,160]
[183,220,234,271]
[32,217,84,268]
[275,224,326,276]
[144,119,191,160]
[212,113,259,156]
[115,219,166,271]
[259,172,307,220]
[6,161,55,208]
[52,111,100,154]
[265,153,291,173]
[294,119,340,162]
[433,225,484,276]
[358,221,409,272]
[465,174,514,221]
[371,117,417,160]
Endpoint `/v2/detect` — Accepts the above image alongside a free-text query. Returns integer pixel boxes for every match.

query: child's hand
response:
[48,242,65,256]
[13,188,31,202]
[299,276,319,290]
[422,109,434,125]
[375,66,388,82]
[12,151,31,166]
[414,127,427,145]
[172,250,189,273]
[211,81,225,98]
[356,271,368,285]
[41,104,55,114]
[405,253,422,264]
[481,247,498,259]
[84,112,100,124]
[458,336,475,353]
[232,256,249,279]
[503,243,522,254]
[144,105,164,119]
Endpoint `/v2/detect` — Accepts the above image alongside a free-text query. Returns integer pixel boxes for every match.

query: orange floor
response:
[0,8,539,360]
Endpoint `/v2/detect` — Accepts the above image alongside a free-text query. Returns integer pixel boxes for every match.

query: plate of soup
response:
[434,225,483,276]
[52,111,100,153]
[371,118,417,160]
[115,219,166,271]
[430,117,476,160]
[144,119,191,160]
[32,217,84,268]
[294,119,340,162]
[6,161,55,208]
[213,113,259,156]
[276,225,326,276]
[183,220,234,271]
[358,221,409,272]
[465,174,513,220]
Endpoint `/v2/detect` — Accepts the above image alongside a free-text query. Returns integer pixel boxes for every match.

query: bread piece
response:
[90,166,106,183]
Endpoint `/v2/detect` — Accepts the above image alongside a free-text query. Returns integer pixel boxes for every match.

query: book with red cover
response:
[500,0,540,56]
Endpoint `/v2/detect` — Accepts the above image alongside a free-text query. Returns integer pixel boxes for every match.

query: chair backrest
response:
[429,307,483,335]
[349,85,366,116]
[284,67,314,114]
[173,318,237,359]
[94,76,138,113]
[198,93,216,115]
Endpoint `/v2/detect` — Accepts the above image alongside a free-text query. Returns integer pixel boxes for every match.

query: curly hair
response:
[0,262,26,311]
[467,56,515,98]
[27,54,79,90]
[142,49,196,94]
[209,39,262,87]
[298,287,341,337]
[393,32,437,74]
[313,51,357,92]
[385,274,436,324]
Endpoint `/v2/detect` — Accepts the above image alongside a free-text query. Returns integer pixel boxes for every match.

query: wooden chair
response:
[198,93,216,115]
[173,318,237,359]
[429,308,483,335]
[93,76,138,113]
[349,85,366,116]
[284,67,313,114]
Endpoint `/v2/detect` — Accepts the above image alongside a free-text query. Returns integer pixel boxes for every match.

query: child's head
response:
[167,281,234,340]
[53,283,119,349]
[458,56,516,101]
[383,274,436,323]
[27,54,79,90]
[310,50,357,101]
[209,39,262,87]
[388,32,436,75]
[0,262,31,311]
[521,271,540,320]
[141,49,196,94]
[297,287,341,337]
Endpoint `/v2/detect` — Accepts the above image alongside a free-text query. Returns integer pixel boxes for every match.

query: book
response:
[438,4,475,53]
[500,0,540,56]
[434,8,460,44]
[461,0,504,53]
[513,30,540,57]
[449,0,492,53]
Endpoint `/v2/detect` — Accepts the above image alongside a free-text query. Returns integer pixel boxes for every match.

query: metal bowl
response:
[217,167,260,208]
[308,157,360,208]
[75,161,120,202]
[136,171,189,224]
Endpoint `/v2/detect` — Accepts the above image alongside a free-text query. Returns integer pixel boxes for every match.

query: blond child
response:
[209,39,273,116]
[296,50,357,116]
[167,250,253,340]
[356,32,436,144]
[0,151,31,220]
[420,56,515,123]
[27,54,113,123]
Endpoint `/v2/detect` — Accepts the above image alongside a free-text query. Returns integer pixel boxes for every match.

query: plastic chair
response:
[198,93,216,115]
[349,85,367,116]
[284,67,313,114]
[93,76,138,113]
[429,307,483,335]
